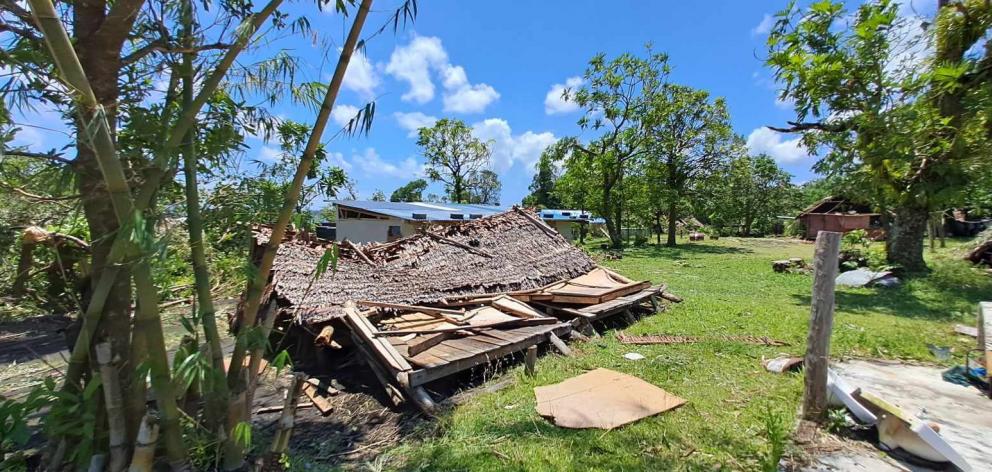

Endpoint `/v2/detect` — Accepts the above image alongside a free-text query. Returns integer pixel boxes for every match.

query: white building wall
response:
[550,221,576,241]
[336,217,406,243]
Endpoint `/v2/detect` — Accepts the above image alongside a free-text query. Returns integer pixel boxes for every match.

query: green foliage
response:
[42,376,102,467]
[0,388,49,466]
[417,118,494,203]
[370,189,386,201]
[522,146,563,208]
[390,179,428,202]
[760,403,788,472]
[466,169,501,205]
[766,0,992,269]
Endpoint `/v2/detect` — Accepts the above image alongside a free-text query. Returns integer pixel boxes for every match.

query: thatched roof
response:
[255,208,597,325]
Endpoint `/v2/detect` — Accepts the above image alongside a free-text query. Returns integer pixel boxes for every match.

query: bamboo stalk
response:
[57,0,285,397]
[27,0,189,464]
[178,0,229,433]
[222,2,373,466]
[225,0,373,412]
[245,302,277,419]
[127,413,159,472]
[96,343,128,472]
[270,373,306,454]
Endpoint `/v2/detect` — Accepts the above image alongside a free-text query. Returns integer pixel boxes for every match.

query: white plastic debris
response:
[623,352,645,361]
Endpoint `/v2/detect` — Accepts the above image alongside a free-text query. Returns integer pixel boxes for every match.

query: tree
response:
[568,47,670,248]
[522,145,564,208]
[645,85,735,246]
[390,178,427,202]
[766,0,992,271]
[467,169,502,205]
[370,189,386,201]
[708,154,794,236]
[418,118,492,203]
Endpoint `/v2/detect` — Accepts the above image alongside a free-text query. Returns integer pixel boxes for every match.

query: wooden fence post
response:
[802,231,841,422]
[525,345,537,376]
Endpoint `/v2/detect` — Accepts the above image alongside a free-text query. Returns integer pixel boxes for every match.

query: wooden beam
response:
[356,300,465,317]
[373,317,558,336]
[525,345,537,376]
[424,231,493,258]
[547,332,572,357]
[406,332,454,357]
[802,231,841,422]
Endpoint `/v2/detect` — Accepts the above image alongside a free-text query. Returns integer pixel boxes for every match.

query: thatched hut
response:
[249,207,597,328]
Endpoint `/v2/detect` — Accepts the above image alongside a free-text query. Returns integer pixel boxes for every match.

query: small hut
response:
[796,196,883,240]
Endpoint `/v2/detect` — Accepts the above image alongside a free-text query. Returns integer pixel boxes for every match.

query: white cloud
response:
[746,127,809,164]
[385,36,448,103]
[342,49,379,98]
[774,97,795,110]
[331,104,360,128]
[443,83,500,114]
[258,146,281,162]
[351,148,424,179]
[393,111,437,137]
[471,118,557,173]
[385,35,499,113]
[752,14,774,36]
[544,76,583,115]
[326,151,352,171]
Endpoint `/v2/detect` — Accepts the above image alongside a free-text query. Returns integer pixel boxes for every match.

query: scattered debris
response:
[772,258,808,273]
[834,268,899,288]
[926,344,951,361]
[618,333,789,346]
[825,370,876,424]
[857,391,971,471]
[954,324,978,338]
[623,352,645,361]
[534,368,685,429]
[830,360,987,470]
[763,356,803,373]
[964,228,992,266]
[688,232,705,241]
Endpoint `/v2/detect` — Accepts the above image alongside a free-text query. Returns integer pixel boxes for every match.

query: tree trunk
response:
[666,200,677,247]
[887,203,928,272]
[655,213,662,245]
[11,238,36,297]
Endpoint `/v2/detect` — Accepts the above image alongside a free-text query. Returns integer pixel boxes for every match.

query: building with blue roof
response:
[331,201,603,243]
[332,200,508,243]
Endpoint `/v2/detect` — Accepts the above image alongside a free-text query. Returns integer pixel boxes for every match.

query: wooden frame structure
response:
[342,299,573,412]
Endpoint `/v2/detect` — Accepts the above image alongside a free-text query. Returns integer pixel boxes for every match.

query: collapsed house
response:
[796,196,884,240]
[248,208,676,411]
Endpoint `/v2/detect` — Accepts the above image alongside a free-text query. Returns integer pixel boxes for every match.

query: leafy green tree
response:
[467,169,502,205]
[370,189,386,201]
[766,0,992,270]
[709,154,794,236]
[417,118,492,203]
[645,85,735,246]
[390,179,428,202]
[522,144,564,208]
[568,47,670,248]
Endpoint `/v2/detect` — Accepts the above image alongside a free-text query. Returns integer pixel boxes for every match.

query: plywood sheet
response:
[534,368,685,429]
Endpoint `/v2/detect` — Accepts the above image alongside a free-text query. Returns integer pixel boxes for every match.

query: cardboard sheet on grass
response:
[534,368,685,429]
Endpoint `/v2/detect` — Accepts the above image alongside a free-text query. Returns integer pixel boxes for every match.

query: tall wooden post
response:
[802,231,841,422]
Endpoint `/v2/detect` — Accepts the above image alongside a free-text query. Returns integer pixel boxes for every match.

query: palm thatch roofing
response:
[253,208,598,325]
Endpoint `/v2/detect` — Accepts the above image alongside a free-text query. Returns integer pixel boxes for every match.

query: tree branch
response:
[2,149,73,165]
[122,41,232,66]
[766,120,854,133]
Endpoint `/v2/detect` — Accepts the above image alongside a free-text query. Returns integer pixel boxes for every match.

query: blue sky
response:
[9,0,937,208]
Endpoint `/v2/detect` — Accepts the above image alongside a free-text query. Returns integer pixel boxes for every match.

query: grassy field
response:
[364,236,990,471]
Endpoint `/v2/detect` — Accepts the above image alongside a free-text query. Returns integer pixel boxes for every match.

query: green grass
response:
[335,236,991,471]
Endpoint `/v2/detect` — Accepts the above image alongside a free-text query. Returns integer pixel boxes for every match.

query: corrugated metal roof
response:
[538,208,604,224]
[333,200,507,222]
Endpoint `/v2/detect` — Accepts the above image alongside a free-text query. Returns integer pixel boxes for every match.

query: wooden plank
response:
[467,334,509,348]
[425,343,476,363]
[601,267,633,283]
[477,329,527,343]
[344,304,413,372]
[406,351,447,369]
[356,300,465,316]
[407,332,454,357]
[372,317,558,336]
[443,337,498,355]
[408,324,569,386]
[491,295,544,318]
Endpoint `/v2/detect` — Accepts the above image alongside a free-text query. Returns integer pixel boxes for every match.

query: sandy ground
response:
[805,359,991,471]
